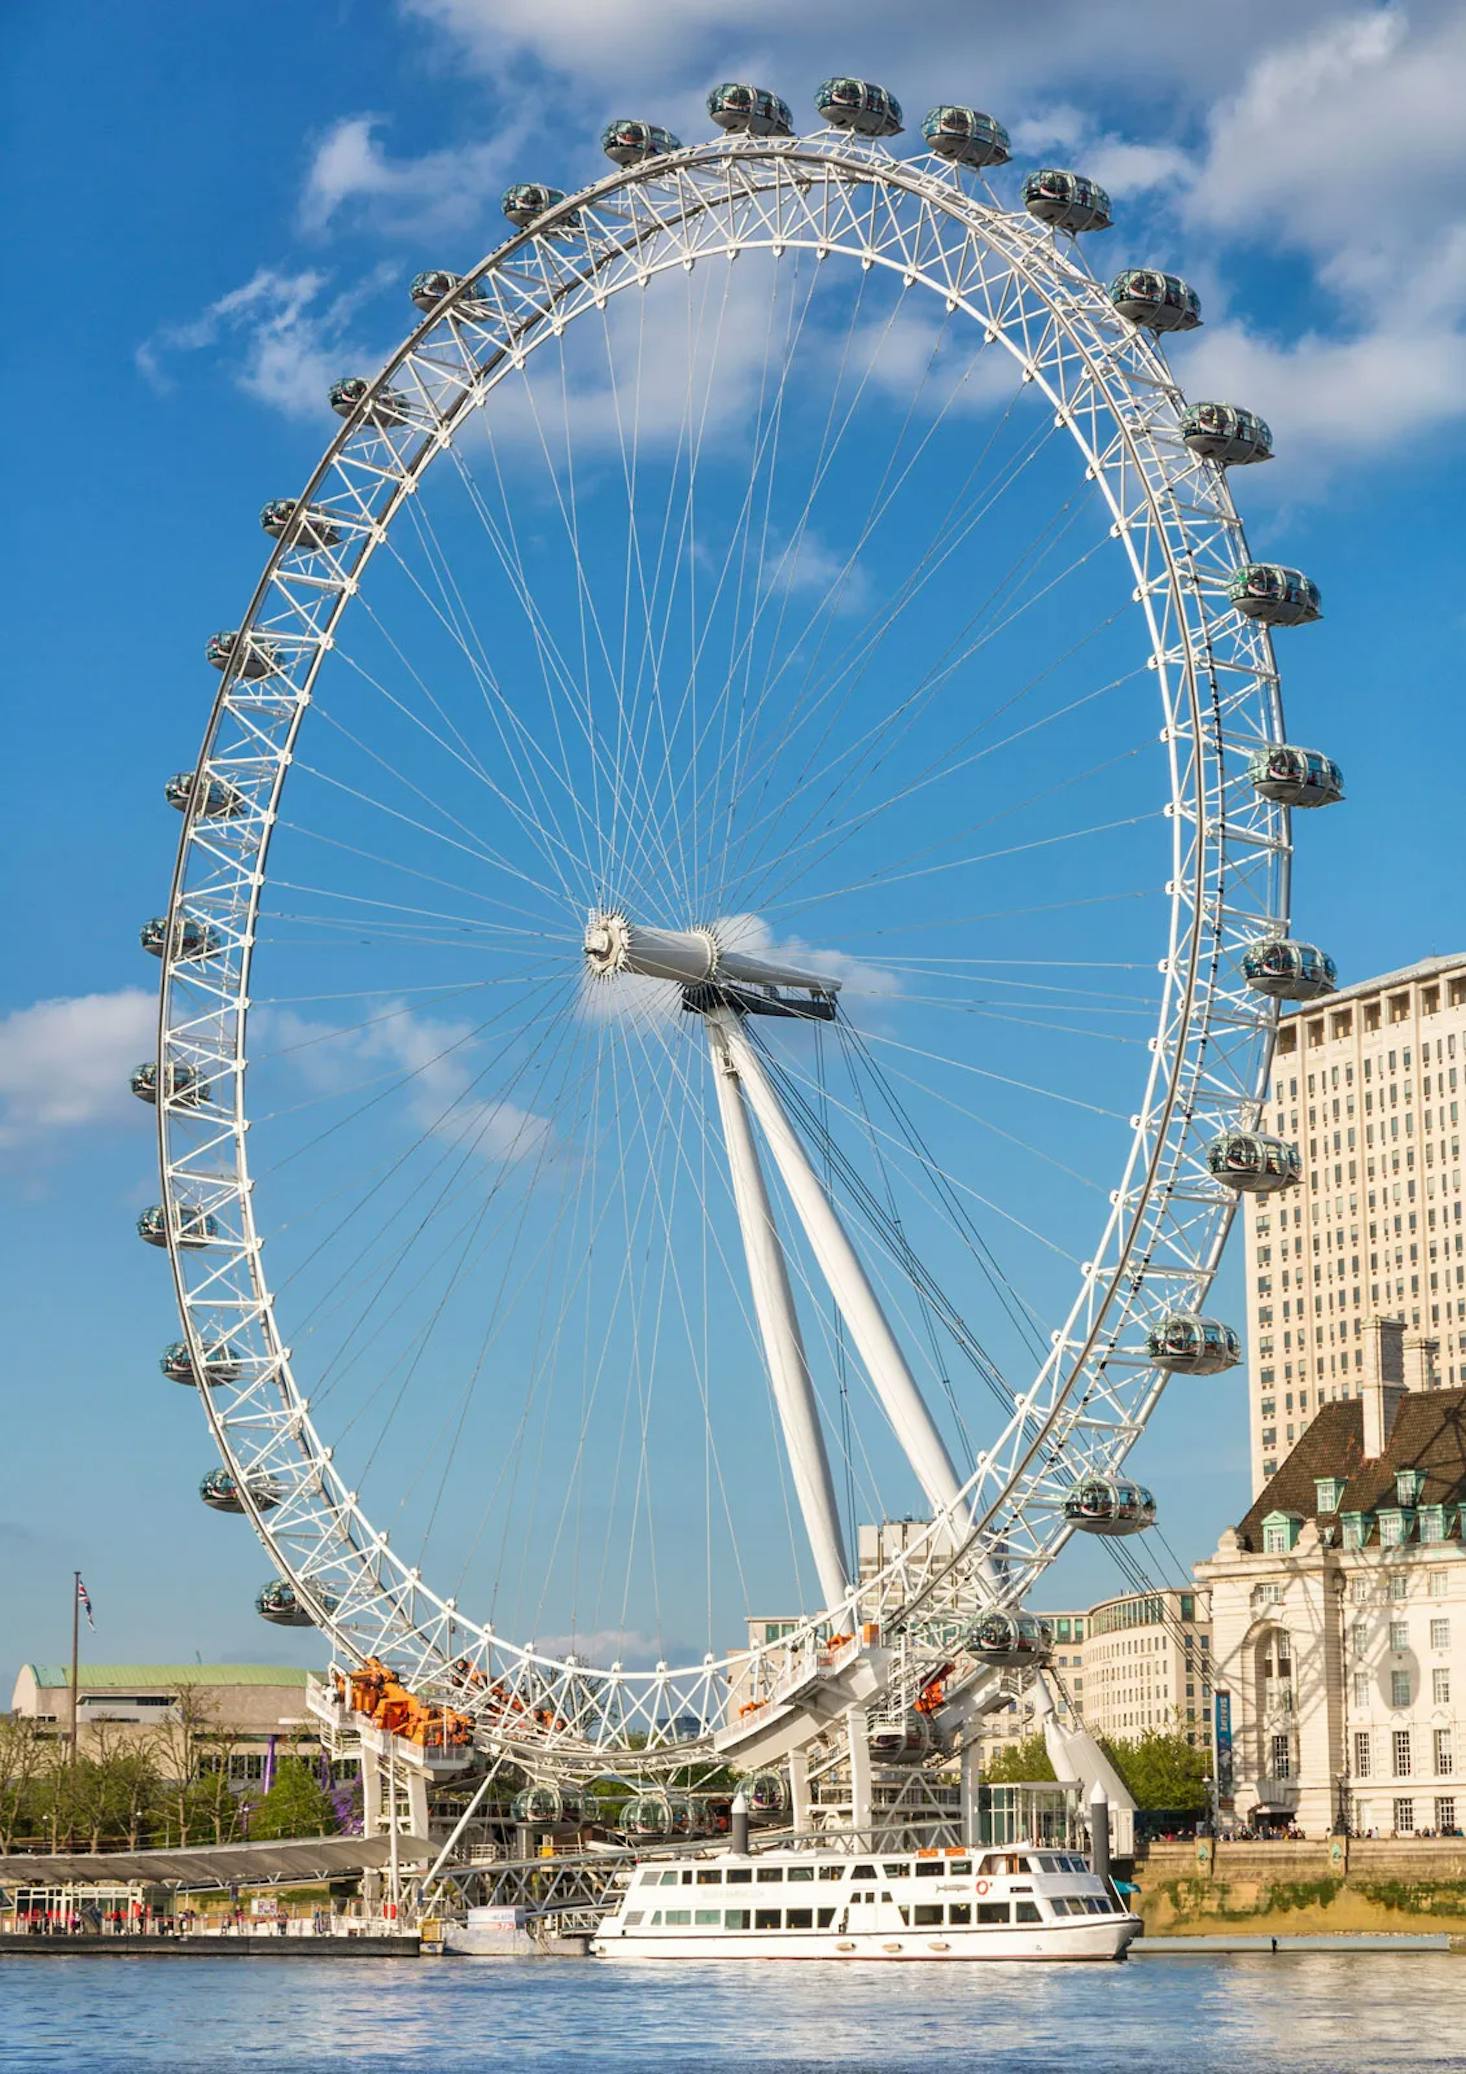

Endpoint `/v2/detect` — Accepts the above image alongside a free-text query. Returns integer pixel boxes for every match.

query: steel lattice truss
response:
[155,128,1289,1768]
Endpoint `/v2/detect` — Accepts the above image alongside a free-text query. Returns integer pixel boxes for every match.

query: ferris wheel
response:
[140,79,1341,1791]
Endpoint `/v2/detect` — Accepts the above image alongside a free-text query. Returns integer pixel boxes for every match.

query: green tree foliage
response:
[247,1758,340,1842]
[1101,1726,1210,1815]
[982,1734,1055,1784]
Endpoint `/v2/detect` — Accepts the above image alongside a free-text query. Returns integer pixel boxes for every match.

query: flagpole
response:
[69,1570,81,1768]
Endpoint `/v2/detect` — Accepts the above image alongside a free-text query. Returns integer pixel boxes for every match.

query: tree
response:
[248,1758,340,1841]
[0,1715,51,1852]
[150,1685,241,1846]
[982,1734,1055,1785]
[1100,1726,1210,1816]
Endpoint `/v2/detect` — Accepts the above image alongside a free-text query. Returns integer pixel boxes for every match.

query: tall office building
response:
[1245,953,1466,1492]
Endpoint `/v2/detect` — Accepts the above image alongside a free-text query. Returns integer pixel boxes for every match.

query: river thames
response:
[3,1953,1464,2072]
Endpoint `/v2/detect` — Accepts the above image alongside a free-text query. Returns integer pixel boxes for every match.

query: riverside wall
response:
[1134,1838,1466,1938]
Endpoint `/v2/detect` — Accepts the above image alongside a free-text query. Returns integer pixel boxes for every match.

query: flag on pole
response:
[77,1576,95,1630]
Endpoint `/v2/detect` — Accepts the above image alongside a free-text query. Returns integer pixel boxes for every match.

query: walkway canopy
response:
[0,1833,431,1891]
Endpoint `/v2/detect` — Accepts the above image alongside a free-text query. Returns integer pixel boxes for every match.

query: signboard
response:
[1214,1689,1234,1796]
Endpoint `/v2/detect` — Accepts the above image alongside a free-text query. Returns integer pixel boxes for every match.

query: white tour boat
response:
[590,1842,1140,1962]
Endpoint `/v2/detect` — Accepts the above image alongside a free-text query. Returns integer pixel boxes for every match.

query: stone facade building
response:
[9,1663,317,1783]
[1244,951,1466,1492]
[1197,1321,1466,1837]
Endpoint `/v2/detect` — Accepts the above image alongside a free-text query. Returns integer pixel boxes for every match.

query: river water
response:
[4,1952,1463,2072]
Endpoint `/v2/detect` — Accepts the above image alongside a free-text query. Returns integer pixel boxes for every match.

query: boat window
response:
[694,1909,720,1926]
[756,1868,782,1884]
[948,1903,971,1926]
[915,1862,943,1878]
[882,1862,909,1879]
[881,1891,894,1904]
[1010,1884,1032,1893]
[1038,1853,1064,1872]
[639,1871,661,1886]
[852,1863,877,1879]
[896,1905,911,1926]
[649,1911,662,1926]
[817,1908,836,1928]
[947,1859,972,1876]
[1016,1901,1042,1924]
[977,1902,1011,1924]
[754,1908,780,1930]
[1085,1896,1109,1915]
[786,1865,815,1883]
[819,1866,845,1881]
[664,1909,691,1926]
[914,1903,943,1926]
[696,1870,722,1885]
[624,1911,644,1926]
[724,1908,750,1929]
[726,1868,752,1884]
[657,1871,680,1886]
[786,1908,813,1929]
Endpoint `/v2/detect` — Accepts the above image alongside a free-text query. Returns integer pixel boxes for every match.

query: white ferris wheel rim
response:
[154,123,1291,1759]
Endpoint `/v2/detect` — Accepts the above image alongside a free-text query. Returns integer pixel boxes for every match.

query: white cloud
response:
[0,989,156,1150]
[137,265,394,419]
[760,527,870,614]
[300,114,529,236]
[256,998,556,1163]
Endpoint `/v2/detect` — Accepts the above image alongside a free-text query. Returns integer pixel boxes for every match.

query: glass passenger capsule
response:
[1062,1479,1157,1536]
[1108,268,1202,332]
[706,82,794,136]
[1022,169,1111,233]
[601,119,682,167]
[966,1610,1052,1668]
[1145,1313,1243,1375]
[137,1204,220,1249]
[920,105,1011,168]
[511,1783,584,1829]
[200,1466,282,1514]
[1181,401,1273,466]
[206,628,281,679]
[160,1338,241,1387]
[129,1059,210,1107]
[500,183,580,232]
[410,269,463,313]
[815,77,903,137]
[329,376,412,428]
[259,498,343,551]
[868,1710,934,1764]
[1242,938,1338,1002]
[619,1790,695,1840]
[742,1767,788,1819]
[1247,744,1345,809]
[1227,563,1322,627]
[164,770,245,818]
[139,914,221,961]
[256,1579,334,1627]
[1206,1131,1302,1193]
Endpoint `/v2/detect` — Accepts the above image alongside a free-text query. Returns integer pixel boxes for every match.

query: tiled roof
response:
[24,1663,312,1691]
[1236,1387,1466,1549]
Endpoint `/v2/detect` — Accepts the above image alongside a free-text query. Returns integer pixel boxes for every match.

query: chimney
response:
[1361,1316,1406,1457]
[1404,1335,1441,1394]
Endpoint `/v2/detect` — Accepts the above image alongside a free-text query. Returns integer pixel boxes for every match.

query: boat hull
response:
[592,1915,1140,1962]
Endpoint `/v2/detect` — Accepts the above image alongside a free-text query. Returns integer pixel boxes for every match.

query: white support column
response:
[707,1012,850,1611]
[788,1745,812,1834]
[721,1016,963,1518]
[846,1708,873,1840]
[960,1740,982,1849]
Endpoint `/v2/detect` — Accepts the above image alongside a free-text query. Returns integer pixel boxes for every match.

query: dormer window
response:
[1396,1468,1426,1507]
[1341,1511,1372,1550]
[1262,1511,1303,1555]
[1378,1508,1415,1548]
[1315,1477,1346,1514]
[1419,1505,1447,1545]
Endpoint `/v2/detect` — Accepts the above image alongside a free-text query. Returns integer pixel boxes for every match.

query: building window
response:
[1263,1513,1301,1555]
[1270,1734,1291,1780]
[1393,1730,1412,1776]
[1419,1507,1447,1545]
[1353,1731,1371,1777]
[1392,1671,1412,1708]
[1389,1621,1409,1652]
[1389,1575,1409,1601]
[1352,1672,1369,1706]
[1429,1570,1449,1598]
[1315,1477,1346,1513]
[1379,1510,1412,1548]
[1350,1579,1371,1605]
[1341,1513,1371,1550]
[1396,1468,1426,1506]
[1435,1729,1453,1775]
[1430,1618,1451,1650]
[1436,1798,1457,1834]
[1433,1669,1451,1705]
[1394,1798,1415,1834]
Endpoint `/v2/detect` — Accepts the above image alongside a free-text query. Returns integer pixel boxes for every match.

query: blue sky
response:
[3,1,1464,1691]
